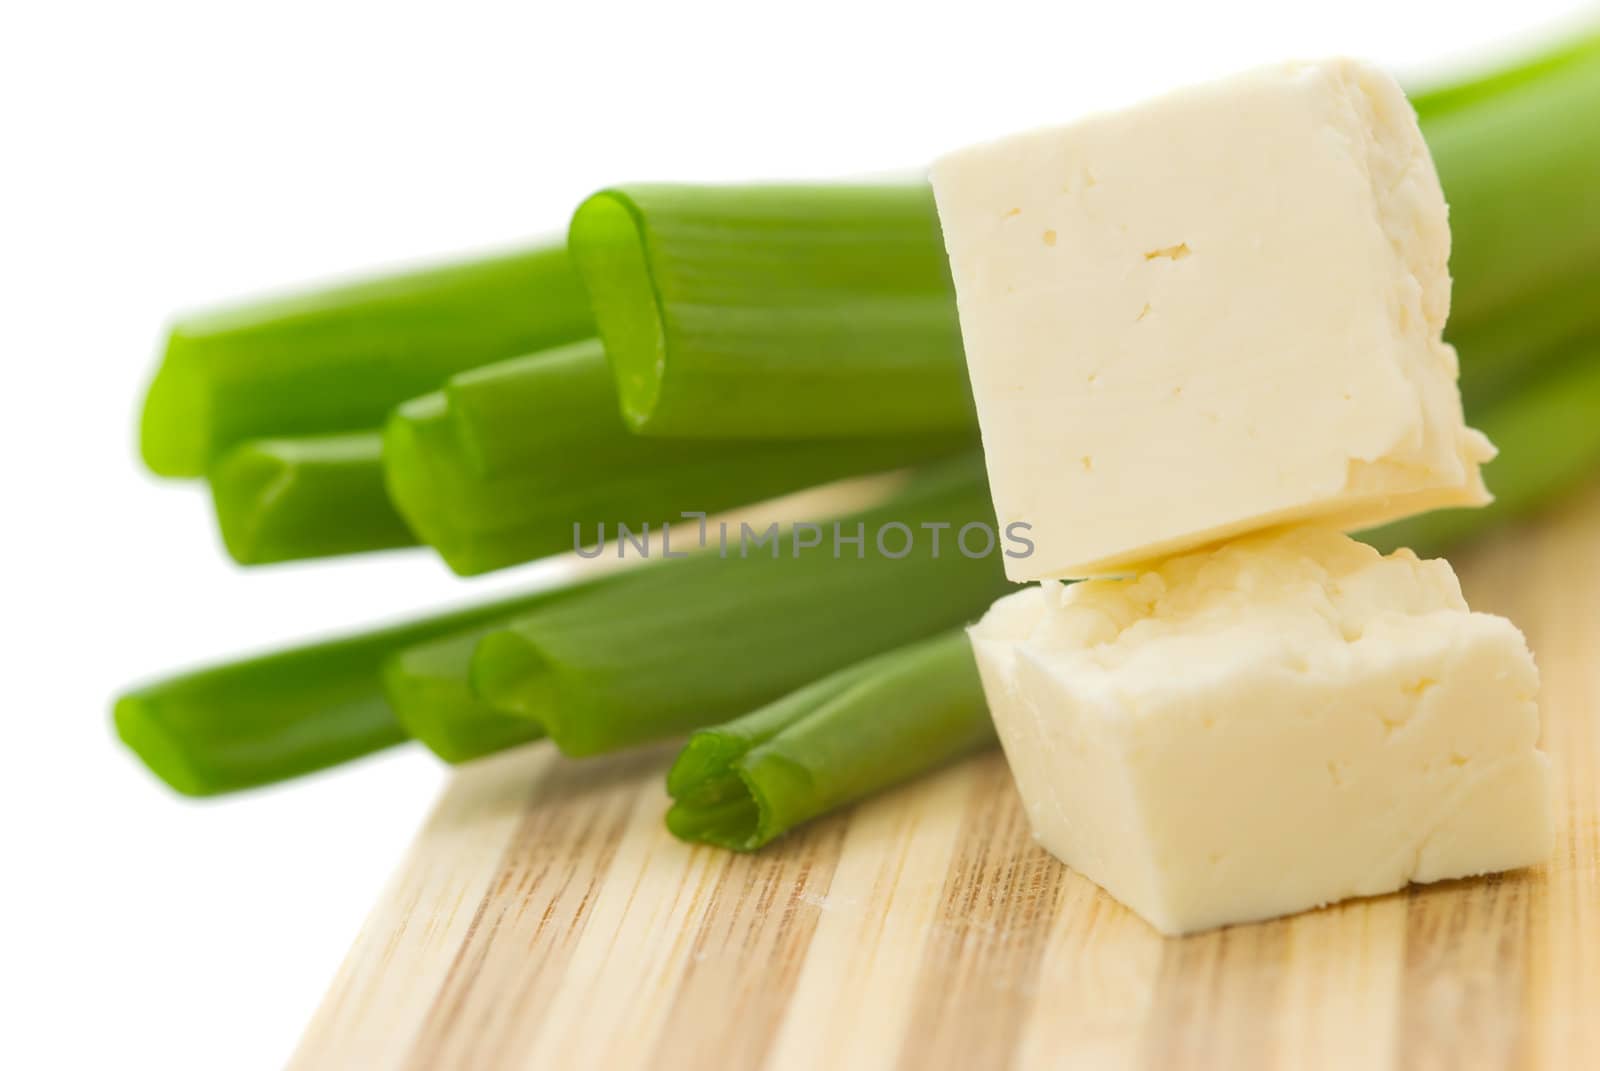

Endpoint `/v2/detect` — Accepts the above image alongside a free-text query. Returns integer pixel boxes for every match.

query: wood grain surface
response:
[291,489,1600,1071]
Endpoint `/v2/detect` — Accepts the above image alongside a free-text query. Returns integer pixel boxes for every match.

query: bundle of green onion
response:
[119,35,1600,853]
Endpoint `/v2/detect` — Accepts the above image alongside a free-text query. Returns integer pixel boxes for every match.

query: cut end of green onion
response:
[381,394,485,576]
[471,626,643,759]
[470,630,555,720]
[139,330,212,479]
[568,190,668,432]
[393,708,543,765]
[113,695,211,797]
[664,794,765,850]
[210,432,416,566]
[383,636,545,764]
[664,630,995,852]
[664,733,801,851]
[209,440,293,564]
[381,396,448,538]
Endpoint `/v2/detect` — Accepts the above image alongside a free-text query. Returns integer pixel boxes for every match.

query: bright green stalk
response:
[140,243,592,478]
[568,183,974,439]
[383,339,975,576]
[472,454,1011,756]
[209,432,416,565]
[1364,343,1600,558]
[382,630,544,764]
[113,577,604,796]
[666,630,993,851]
[570,43,1600,440]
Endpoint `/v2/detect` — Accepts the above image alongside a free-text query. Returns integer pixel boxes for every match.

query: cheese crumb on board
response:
[931,58,1493,581]
[969,527,1552,936]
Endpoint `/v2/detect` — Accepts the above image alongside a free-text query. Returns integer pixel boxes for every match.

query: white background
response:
[2,1,1594,1067]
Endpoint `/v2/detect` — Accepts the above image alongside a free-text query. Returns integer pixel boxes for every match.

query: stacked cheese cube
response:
[930,58,1553,935]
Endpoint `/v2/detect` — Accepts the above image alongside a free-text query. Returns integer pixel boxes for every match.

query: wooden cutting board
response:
[291,488,1600,1071]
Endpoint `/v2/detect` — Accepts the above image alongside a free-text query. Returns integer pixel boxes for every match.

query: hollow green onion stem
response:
[666,630,993,851]
[208,432,416,565]
[140,243,592,478]
[113,575,609,795]
[383,339,975,576]
[471,454,1011,756]
[569,184,975,439]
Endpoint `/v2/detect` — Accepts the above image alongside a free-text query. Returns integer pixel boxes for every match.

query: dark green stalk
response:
[383,339,975,576]
[666,630,993,851]
[114,575,608,796]
[471,454,1012,755]
[209,432,416,565]
[141,243,592,477]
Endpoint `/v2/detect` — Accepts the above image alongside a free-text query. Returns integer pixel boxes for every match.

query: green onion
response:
[666,630,992,851]
[382,629,545,764]
[1365,343,1600,558]
[383,339,975,576]
[1424,42,1600,398]
[1407,31,1600,120]
[1449,270,1600,412]
[118,34,1600,809]
[208,432,416,565]
[140,243,592,478]
[569,44,1600,440]
[472,454,1011,756]
[568,184,974,439]
[113,578,600,796]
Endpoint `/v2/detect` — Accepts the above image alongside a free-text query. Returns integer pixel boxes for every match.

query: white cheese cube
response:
[931,59,1493,581]
[969,527,1552,935]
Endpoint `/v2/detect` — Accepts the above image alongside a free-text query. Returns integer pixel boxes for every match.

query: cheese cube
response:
[969,527,1552,935]
[931,59,1493,581]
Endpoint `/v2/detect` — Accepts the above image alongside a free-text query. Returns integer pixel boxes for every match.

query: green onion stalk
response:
[568,183,974,439]
[666,630,992,850]
[117,453,1010,793]
[472,454,1012,755]
[383,339,974,576]
[140,243,592,478]
[1406,31,1599,119]
[1421,35,1600,407]
[113,575,613,796]
[568,41,1600,440]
